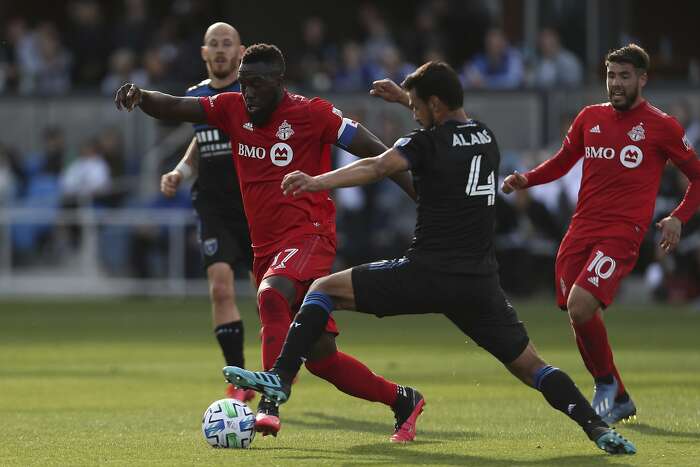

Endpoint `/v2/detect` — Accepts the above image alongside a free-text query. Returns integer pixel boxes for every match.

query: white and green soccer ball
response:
[202,398,256,449]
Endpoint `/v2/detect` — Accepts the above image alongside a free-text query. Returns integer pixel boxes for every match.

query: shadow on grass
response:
[264,443,631,466]
[284,411,474,441]
[623,422,700,439]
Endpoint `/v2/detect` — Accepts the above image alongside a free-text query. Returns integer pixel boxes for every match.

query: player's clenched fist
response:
[501,171,528,194]
[160,170,183,198]
[114,83,143,111]
[370,79,408,105]
[281,170,322,197]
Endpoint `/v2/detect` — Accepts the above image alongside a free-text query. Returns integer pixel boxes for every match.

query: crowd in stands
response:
[0,1,589,96]
[1,0,699,304]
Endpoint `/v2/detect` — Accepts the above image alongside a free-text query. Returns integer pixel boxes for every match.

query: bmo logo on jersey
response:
[585,146,615,159]
[585,145,643,168]
[238,143,266,159]
[619,145,643,168]
[270,142,293,167]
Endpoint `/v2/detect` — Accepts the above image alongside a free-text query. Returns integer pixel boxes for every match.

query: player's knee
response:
[566,295,595,324]
[257,286,289,324]
[308,276,330,295]
[306,332,337,362]
[209,279,234,305]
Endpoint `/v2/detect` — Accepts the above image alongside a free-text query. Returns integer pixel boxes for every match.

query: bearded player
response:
[502,44,700,424]
[116,43,421,440]
[159,22,254,403]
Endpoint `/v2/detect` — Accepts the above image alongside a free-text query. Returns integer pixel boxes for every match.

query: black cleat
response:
[390,386,425,443]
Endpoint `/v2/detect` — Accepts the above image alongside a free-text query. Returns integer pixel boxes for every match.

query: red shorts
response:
[254,234,339,334]
[555,231,640,309]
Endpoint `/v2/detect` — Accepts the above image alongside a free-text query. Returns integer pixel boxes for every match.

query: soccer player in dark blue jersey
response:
[160,22,255,403]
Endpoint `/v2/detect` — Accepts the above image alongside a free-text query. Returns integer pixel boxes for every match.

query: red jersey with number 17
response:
[526,100,699,238]
[199,91,345,257]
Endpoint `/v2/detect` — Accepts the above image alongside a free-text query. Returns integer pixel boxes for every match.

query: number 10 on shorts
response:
[586,250,616,279]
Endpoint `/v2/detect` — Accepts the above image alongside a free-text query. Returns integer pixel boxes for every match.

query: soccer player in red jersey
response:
[115,44,419,440]
[502,44,700,424]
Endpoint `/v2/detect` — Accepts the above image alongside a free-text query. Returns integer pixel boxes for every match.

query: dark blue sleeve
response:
[393,130,431,172]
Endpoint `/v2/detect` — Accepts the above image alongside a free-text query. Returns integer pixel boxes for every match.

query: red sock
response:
[574,332,599,375]
[572,313,626,395]
[258,287,292,370]
[305,351,398,407]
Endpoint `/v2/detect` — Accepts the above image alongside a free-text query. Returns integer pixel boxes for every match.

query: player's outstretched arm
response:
[115,83,207,123]
[501,171,529,194]
[370,79,410,108]
[160,137,199,197]
[282,148,409,197]
[346,123,416,200]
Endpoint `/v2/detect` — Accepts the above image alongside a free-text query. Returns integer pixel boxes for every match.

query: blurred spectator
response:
[401,6,446,66]
[462,27,524,89]
[368,46,415,85]
[16,22,72,95]
[97,127,129,206]
[495,190,563,295]
[293,16,337,92]
[66,0,108,87]
[530,28,583,88]
[112,0,152,52]
[358,4,396,65]
[10,127,67,263]
[59,139,111,202]
[333,41,371,92]
[25,126,67,179]
[100,48,149,95]
[142,47,169,87]
[668,99,700,151]
[0,144,17,204]
[128,188,199,279]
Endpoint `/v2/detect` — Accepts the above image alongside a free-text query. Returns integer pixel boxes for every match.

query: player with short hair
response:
[159,22,254,403]
[222,61,637,454]
[502,44,700,424]
[116,43,420,441]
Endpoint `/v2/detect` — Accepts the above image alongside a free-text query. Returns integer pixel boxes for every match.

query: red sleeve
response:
[307,98,343,144]
[525,108,586,187]
[670,157,700,224]
[661,117,700,223]
[198,92,239,133]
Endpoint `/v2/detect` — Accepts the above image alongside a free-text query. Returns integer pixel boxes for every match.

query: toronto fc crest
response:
[627,123,645,142]
[276,120,294,140]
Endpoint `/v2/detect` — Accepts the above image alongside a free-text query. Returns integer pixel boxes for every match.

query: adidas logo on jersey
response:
[589,125,601,133]
[242,122,253,131]
[587,276,600,287]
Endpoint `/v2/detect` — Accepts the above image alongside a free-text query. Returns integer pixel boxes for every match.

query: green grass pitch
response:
[1,298,698,466]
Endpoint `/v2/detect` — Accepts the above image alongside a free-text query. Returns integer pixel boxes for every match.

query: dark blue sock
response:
[535,365,606,438]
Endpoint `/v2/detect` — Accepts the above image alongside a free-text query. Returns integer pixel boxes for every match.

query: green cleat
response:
[594,429,637,455]
[223,366,291,404]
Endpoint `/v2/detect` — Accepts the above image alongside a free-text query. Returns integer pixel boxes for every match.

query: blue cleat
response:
[591,378,618,418]
[594,429,637,455]
[602,398,637,425]
[223,366,290,404]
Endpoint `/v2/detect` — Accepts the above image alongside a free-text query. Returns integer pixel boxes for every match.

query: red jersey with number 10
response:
[199,91,344,257]
[526,100,699,237]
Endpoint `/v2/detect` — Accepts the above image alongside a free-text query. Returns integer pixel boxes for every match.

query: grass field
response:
[1,298,698,466]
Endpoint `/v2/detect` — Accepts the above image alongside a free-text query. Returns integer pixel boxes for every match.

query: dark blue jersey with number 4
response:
[393,119,500,274]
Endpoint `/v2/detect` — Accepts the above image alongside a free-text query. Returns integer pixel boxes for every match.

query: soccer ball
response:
[201,398,256,448]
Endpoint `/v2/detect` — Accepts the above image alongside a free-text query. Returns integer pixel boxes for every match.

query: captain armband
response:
[336,118,359,150]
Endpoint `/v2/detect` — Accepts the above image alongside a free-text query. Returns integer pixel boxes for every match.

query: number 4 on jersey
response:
[466,155,495,205]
